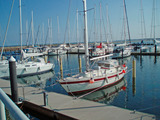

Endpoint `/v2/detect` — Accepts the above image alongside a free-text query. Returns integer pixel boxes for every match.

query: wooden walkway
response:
[0,78,157,120]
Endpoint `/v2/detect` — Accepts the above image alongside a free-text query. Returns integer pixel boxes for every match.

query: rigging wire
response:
[0,0,15,60]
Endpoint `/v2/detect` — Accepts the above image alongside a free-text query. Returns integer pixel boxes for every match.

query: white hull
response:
[59,64,127,94]
[112,49,131,59]
[48,49,67,56]
[0,59,54,78]
[68,48,85,54]
[91,48,106,57]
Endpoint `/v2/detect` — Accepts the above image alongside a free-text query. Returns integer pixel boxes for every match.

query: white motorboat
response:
[59,0,127,95]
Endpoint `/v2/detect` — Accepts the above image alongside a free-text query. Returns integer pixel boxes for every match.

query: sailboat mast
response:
[57,16,60,42]
[94,5,96,43]
[123,0,126,44]
[19,0,23,55]
[123,0,131,44]
[100,3,102,43]
[26,20,28,46]
[76,9,79,44]
[31,11,34,47]
[83,0,89,72]
[106,5,109,44]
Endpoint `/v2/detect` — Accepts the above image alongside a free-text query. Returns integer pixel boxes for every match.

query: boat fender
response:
[122,64,126,68]
[122,70,126,73]
[89,78,94,84]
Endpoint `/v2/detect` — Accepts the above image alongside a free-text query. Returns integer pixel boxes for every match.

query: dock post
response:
[44,55,48,63]
[79,57,82,73]
[122,48,123,58]
[0,100,6,120]
[43,92,48,106]
[9,56,18,103]
[60,57,63,79]
[132,59,136,96]
[57,49,58,56]
[154,44,157,55]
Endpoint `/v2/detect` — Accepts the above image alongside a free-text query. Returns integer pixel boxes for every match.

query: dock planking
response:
[0,78,157,120]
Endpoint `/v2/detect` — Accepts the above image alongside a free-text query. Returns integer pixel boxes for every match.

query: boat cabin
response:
[97,59,119,69]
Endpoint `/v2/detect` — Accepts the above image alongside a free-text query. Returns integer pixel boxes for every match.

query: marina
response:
[1,0,160,119]
[0,53,160,119]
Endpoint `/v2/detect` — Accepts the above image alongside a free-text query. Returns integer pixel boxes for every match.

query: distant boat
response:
[59,0,127,95]
[90,43,106,57]
[112,46,131,59]
[48,44,67,55]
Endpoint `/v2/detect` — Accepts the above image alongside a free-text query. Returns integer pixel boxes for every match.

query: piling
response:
[78,57,82,73]
[44,55,48,63]
[43,92,48,106]
[31,56,34,61]
[9,56,18,103]
[57,49,59,56]
[60,57,63,79]
[132,59,136,80]
[154,45,157,55]
[122,48,123,58]
[132,59,136,96]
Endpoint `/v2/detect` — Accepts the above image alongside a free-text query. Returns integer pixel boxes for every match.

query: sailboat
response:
[112,0,132,59]
[0,0,54,78]
[59,0,127,95]
[150,0,160,52]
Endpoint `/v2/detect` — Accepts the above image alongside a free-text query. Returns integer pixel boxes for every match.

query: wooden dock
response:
[0,78,157,120]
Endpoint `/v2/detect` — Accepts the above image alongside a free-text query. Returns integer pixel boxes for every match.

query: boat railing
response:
[0,88,29,120]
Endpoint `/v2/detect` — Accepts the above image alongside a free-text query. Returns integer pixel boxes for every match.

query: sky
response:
[0,0,160,46]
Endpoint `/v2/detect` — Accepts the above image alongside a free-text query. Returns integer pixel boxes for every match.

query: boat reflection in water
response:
[17,71,55,87]
[80,78,127,104]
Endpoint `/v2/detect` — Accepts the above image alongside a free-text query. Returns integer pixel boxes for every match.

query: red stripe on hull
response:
[60,71,124,84]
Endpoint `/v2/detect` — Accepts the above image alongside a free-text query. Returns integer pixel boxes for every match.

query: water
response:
[12,54,160,117]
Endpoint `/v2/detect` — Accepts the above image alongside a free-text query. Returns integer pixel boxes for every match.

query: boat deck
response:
[0,78,157,120]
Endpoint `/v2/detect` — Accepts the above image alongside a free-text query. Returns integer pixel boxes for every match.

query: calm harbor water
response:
[10,54,160,117]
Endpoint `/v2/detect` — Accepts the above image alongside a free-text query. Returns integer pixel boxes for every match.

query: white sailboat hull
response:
[59,66,127,95]
[0,61,54,78]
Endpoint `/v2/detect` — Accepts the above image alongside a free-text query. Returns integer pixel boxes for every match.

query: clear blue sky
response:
[0,0,159,46]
